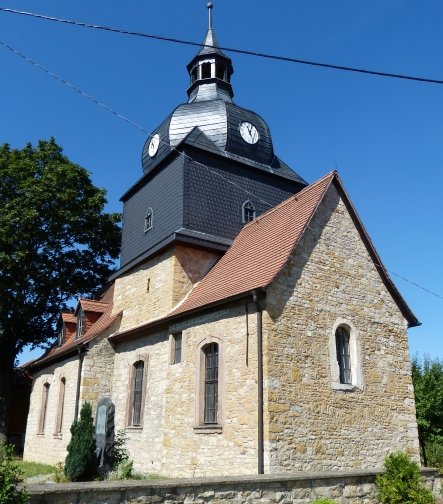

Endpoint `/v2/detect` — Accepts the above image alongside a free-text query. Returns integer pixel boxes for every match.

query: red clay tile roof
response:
[61,312,76,324]
[168,171,334,316]
[77,299,108,314]
[28,284,120,369]
[112,170,418,342]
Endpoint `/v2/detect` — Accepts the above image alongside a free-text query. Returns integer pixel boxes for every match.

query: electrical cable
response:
[0,38,441,303]
[1,6,443,86]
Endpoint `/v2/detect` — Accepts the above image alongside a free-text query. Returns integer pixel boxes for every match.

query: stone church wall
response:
[113,245,219,331]
[23,329,116,465]
[112,304,260,477]
[23,355,79,465]
[264,184,420,472]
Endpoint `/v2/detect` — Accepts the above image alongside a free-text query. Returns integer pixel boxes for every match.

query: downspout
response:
[252,290,264,474]
[74,345,86,420]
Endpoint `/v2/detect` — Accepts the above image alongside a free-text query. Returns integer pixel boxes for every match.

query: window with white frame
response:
[329,320,363,391]
[76,308,86,339]
[144,208,153,233]
[242,200,256,223]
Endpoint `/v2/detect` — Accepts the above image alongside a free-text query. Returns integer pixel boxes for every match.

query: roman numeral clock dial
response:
[239,121,259,144]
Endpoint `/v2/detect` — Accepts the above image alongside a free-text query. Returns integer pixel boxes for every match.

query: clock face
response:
[148,134,160,157]
[239,122,259,144]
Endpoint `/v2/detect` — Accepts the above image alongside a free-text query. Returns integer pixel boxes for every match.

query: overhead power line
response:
[0,37,442,303]
[1,6,443,86]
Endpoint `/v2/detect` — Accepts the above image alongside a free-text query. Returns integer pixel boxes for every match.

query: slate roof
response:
[28,284,121,369]
[113,170,419,343]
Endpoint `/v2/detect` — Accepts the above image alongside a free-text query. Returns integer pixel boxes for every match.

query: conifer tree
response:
[64,402,98,481]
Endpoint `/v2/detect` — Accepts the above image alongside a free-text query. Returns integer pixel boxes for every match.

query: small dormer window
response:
[201,62,211,79]
[76,308,86,339]
[144,208,153,233]
[58,322,65,346]
[242,201,256,223]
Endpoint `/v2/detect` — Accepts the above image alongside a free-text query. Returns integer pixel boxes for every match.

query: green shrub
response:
[0,443,28,504]
[311,499,337,504]
[111,429,130,470]
[64,402,99,481]
[375,452,435,504]
[426,438,443,473]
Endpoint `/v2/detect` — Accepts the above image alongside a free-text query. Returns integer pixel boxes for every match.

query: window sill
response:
[53,433,62,439]
[193,425,223,434]
[125,426,143,432]
[331,382,361,392]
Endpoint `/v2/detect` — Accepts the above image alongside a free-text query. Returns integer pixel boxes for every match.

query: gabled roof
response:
[28,284,120,370]
[61,312,76,324]
[75,299,108,315]
[112,170,418,343]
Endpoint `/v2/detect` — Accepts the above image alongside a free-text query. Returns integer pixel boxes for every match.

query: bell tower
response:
[115,3,307,277]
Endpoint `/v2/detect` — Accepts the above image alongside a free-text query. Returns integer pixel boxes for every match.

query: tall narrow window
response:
[132,361,144,427]
[55,378,66,435]
[144,208,153,233]
[336,326,352,384]
[242,200,256,223]
[216,64,226,80]
[201,61,211,79]
[204,343,219,424]
[76,308,86,339]
[38,383,50,434]
[171,333,182,365]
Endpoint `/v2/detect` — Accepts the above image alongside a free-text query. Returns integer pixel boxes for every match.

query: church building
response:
[23,4,421,477]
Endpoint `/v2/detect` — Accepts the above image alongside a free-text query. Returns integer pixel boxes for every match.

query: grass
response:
[15,459,56,478]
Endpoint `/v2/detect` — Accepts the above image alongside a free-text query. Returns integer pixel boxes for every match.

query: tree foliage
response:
[412,355,443,466]
[0,138,121,437]
[0,443,28,504]
[375,452,434,504]
[64,402,98,481]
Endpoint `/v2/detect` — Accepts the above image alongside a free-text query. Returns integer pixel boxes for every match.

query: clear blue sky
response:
[1,1,441,364]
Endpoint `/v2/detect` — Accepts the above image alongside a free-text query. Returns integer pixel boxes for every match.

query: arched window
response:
[330,321,363,390]
[335,326,352,384]
[204,343,219,424]
[38,383,50,434]
[55,378,66,435]
[76,308,86,339]
[201,61,211,79]
[126,359,148,428]
[242,200,256,223]
[144,208,153,233]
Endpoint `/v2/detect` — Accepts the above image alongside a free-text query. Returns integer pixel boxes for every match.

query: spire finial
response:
[207,2,213,30]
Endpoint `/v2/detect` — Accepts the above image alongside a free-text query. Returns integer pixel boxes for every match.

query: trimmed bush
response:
[0,443,28,504]
[64,402,98,481]
[311,499,337,504]
[375,452,435,504]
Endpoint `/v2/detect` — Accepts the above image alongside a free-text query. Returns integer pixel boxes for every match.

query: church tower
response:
[116,3,307,277]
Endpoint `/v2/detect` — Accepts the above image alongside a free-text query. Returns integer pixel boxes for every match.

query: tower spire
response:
[186,2,234,102]
[207,2,213,30]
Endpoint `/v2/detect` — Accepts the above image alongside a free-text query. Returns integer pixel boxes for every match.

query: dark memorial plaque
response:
[95,397,115,472]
